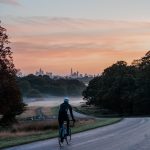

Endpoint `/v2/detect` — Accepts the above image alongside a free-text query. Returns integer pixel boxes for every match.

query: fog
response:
[23,96,84,107]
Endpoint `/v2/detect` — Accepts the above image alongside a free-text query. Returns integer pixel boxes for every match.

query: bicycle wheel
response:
[65,128,71,145]
[58,129,64,147]
[65,135,69,145]
[58,137,63,147]
[68,128,71,141]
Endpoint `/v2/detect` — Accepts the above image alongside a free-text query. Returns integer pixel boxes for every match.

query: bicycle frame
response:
[60,122,67,138]
[58,120,74,146]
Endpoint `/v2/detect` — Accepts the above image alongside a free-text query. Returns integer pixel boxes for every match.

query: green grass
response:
[72,118,122,133]
[73,106,120,117]
[0,105,122,149]
[0,130,57,149]
[0,118,121,149]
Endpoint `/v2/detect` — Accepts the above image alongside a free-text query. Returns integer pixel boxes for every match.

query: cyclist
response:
[58,97,75,137]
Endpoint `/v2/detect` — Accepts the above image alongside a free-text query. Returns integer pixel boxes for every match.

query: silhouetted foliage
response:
[83,51,150,115]
[17,75,86,97]
[0,22,25,126]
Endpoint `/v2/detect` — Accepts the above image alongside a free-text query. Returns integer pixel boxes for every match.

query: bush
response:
[26,89,42,98]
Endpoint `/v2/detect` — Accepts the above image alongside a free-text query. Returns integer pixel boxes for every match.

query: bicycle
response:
[58,120,74,147]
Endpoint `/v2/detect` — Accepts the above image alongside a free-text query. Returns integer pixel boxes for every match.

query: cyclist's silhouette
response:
[58,97,75,137]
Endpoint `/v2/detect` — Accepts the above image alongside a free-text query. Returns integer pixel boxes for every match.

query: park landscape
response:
[1,0,150,150]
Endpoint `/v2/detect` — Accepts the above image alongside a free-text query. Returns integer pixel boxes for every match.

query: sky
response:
[0,0,150,75]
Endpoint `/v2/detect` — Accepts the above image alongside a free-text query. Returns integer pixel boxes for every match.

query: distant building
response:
[69,68,95,79]
[46,72,53,78]
[79,74,83,78]
[84,73,88,77]
[53,75,64,79]
[35,68,44,76]
[71,68,73,76]
[34,68,95,80]
[70,68,79,78]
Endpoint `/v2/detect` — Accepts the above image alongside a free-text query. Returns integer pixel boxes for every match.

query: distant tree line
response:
[77,76,94,85]
[17,75,86,97]
[83,51,150,116]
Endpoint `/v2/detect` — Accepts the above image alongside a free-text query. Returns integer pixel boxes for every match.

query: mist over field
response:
[23,96,84,107]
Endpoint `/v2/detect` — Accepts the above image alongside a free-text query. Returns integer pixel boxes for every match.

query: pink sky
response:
[5,18,149,75]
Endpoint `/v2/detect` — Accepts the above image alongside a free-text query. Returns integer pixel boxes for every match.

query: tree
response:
[83,52,150,115]
[17,75,86,96]
[132,51,150,114]
[0,22,25,126]
[83,61,137,115]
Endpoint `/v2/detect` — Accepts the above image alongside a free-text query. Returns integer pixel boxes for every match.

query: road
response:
[5,118,150,150]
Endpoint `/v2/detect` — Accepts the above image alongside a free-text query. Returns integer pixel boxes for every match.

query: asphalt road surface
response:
[5,118,150,150]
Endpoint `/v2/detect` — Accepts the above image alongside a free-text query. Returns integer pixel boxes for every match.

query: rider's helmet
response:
[64,97,69,103]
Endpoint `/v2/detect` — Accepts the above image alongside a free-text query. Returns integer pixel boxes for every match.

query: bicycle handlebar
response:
[69,120,75,127]
[63,120,75,127]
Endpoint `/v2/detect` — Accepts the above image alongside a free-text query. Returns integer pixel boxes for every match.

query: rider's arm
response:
[68,104,75,121]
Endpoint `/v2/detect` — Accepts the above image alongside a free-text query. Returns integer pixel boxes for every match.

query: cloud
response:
[5,17,150,74]
[7,16,150,33]
[0,0,20,6]
[13,47,147,75]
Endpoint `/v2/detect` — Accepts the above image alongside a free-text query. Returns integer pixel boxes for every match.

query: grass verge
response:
[73,106,120,117]
[0,118,121,149]
[0,106,122,149]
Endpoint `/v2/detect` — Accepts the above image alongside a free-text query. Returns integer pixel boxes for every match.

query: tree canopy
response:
[0,22,25,126]
[83,51,150,116]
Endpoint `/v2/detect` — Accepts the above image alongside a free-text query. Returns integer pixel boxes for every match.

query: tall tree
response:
[83,61,137,115]
[83,52,150,115]
[0,22,25,126]
[132,51,150,114]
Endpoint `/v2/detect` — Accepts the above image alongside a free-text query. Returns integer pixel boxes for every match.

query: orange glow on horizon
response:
[6,18,150,75]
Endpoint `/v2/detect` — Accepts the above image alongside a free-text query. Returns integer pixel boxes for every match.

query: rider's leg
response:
[67,119,70,135]
[58,118,63,129]
[58,118,64,142]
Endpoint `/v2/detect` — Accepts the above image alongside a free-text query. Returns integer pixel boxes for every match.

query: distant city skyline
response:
[34,68,95,77]
[0,0,149,74]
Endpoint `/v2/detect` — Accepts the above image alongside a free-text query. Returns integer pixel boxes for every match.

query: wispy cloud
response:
[0,0,20,6]
[5,17,149,74]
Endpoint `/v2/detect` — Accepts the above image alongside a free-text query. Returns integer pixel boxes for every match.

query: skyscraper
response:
[71,68,73,76]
